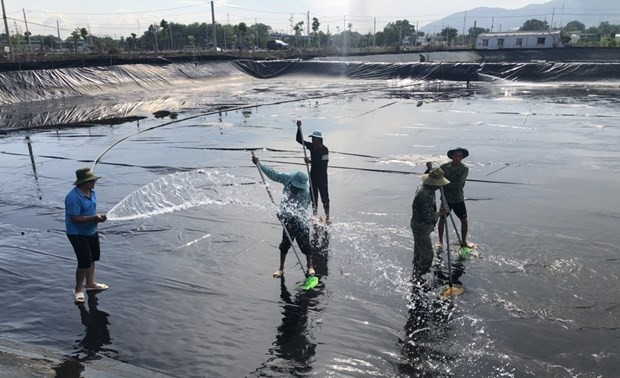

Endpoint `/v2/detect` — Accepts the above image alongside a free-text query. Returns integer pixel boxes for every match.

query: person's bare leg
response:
[305,254,316,276]
[86,262,96,288]
[437,216,446,247]
[306,254,313,271]
[461,217,469,247]
[279,253,286,272]
[75,268,87,293]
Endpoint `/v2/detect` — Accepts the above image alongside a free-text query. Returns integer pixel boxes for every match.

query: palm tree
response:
[236,22,248,52]
[80,27,89,51]
[312,17,320,48]
[24,31,33,53]
[130,33,137,50]
[70,27,88,54]
[160,19,169,50]
[293,21,304,47]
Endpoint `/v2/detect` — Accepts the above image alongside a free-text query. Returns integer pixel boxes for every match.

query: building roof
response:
[478,31,560,38]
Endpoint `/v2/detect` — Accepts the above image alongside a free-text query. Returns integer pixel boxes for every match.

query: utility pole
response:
[550,8,555,30]
[13,20,17,45]
[57,20,61,51]
[211,1,217,50]
[373,17,376,48]
[343,15,346,51]
[1,0,13,62]
[472,20,477,49]
[491,17,494,32]
[87,24,93,49]
[153,23,159,54]
[23,8,32,54]
[462,12,466,47]
[169,23,174,50]
[205,16,209,46]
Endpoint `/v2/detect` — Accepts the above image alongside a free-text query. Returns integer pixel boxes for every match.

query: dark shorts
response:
[448,202,467,219]
[67,233,100,269]
[279,218,312,256]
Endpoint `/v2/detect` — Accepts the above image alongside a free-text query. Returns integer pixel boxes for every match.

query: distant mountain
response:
[420,0,620,34]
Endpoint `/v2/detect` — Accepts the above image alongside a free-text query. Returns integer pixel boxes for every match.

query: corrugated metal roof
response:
[478,31,560,38]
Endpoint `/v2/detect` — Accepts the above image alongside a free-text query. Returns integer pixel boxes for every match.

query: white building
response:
[476,31,562,50]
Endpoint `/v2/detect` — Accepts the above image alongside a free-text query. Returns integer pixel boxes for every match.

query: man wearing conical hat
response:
[410,168,449,278]
[252,155,315,279]
[65,168,108,304]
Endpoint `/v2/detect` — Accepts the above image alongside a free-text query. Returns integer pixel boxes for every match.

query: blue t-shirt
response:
[258,163,311,228]
[65,186,98,236]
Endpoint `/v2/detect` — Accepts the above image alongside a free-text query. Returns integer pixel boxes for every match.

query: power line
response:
[23,4,208,16]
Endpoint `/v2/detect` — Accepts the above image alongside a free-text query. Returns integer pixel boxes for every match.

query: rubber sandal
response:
[308,267,316,276]
[73,290,85,303]
[272,270,284,278]
[86,283,109,291]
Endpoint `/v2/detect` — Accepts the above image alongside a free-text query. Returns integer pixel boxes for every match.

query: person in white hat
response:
[296,120,331,224]
[410,168,449,279]
[65,167,108,303]
[252,155,315,278]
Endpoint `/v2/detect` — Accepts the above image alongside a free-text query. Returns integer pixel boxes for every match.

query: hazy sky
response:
[8,0,552,39]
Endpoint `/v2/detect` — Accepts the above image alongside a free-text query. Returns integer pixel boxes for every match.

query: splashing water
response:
[106,169,265,221]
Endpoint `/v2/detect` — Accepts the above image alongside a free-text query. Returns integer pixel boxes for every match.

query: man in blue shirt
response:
[65,168,108,303]
[252,155,314,279]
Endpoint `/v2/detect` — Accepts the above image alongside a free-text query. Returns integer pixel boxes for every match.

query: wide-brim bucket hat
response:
[290,171,309,190]
[309,130,323,139]
[421,167,450,186]
[74,167,101,185]
[447,147,469,159]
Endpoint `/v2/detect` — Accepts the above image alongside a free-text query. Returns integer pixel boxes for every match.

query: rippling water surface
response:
[1,76,619,377]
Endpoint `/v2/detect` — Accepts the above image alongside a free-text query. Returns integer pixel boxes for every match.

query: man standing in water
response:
[252,155,315,278]
[65,168,108,303]
[438,147,473,248]
[424,161,433,174]
[410,168,449,279]
[296,120,331,224]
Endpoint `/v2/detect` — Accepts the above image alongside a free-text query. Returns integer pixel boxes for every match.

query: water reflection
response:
[72,293,116,361]
[53,358,84,378]
[250,227,329,377]
[311,226,330,277]
[25,136,42,200]
[397,272,454,376]
[396,246,466,376]
[433,250,466,287]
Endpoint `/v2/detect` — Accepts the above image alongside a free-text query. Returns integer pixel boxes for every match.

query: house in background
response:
[572,33,601,44]
[476,31,562,50]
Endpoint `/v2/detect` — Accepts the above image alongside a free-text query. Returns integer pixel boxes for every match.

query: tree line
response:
[3,16,619,56]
